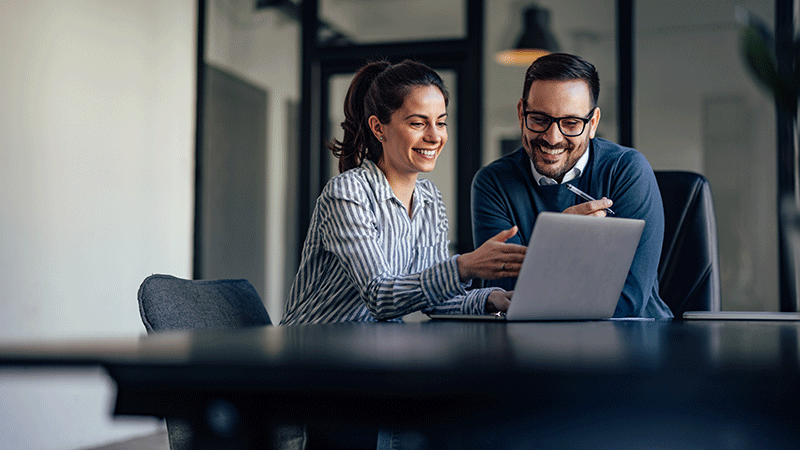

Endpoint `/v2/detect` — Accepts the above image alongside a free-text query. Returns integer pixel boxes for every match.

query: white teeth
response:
[414,148,436,157]
[541,147,566,156]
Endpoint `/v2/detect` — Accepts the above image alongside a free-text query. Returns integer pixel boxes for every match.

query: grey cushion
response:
[138,274,272,332]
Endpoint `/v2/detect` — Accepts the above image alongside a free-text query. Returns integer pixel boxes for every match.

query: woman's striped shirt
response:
[280,159,495,325]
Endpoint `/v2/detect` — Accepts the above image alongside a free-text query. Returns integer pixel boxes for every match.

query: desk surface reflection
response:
[2,320,798,449]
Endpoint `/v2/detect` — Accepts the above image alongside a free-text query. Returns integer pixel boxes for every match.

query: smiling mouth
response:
[414,148,437,157]
[532,140,569,158]
[539,146,566,156]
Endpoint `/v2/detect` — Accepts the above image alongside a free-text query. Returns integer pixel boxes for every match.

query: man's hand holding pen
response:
[563,183,615,217]
[563,198,614,217]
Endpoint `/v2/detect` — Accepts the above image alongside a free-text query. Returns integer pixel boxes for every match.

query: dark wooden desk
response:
[2,320,799,449]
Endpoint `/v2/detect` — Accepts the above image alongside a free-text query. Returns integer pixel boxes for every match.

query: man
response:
[472,53,673,319]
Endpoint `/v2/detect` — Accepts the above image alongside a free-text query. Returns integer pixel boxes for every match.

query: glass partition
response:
[636,0,777,311]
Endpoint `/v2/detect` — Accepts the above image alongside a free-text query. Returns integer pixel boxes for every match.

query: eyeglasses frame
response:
[522,108,596,137]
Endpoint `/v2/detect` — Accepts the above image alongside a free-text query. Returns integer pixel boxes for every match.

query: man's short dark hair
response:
[522,53,600,109]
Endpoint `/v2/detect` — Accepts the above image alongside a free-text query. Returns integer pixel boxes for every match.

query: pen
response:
[565,183,616,216]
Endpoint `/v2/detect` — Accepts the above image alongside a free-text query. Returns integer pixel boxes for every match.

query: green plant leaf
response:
[741,26,780,93]
[741,26,798,114]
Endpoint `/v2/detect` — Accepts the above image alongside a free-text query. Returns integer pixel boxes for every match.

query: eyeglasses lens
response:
[526,114,587,137]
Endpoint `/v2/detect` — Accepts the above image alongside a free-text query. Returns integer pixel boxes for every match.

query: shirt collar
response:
[530,144,591,186]
[360,159,434,206]
[361,159,395,202]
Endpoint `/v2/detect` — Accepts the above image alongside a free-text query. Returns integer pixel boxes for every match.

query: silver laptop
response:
[429,212,644,321]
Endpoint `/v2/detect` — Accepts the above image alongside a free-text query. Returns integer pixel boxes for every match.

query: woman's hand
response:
[457,227,527,282]
[485,290,513,314]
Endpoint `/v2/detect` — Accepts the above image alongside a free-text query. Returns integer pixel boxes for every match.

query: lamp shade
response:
[495,6,559,66]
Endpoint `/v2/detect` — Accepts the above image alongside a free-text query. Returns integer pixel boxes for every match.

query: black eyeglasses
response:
[522,109,594,137]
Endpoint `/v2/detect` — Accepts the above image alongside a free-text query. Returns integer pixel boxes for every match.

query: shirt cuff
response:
[463,288,502,315]
[420,255,468,306]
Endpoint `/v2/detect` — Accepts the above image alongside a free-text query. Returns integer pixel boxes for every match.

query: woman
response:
[281,60,526,325]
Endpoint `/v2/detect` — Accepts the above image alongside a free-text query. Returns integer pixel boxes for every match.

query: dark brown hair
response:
[522,53,600,110]
[329,59,449,173]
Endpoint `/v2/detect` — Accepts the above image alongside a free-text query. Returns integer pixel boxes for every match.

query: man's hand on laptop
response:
[485,290,513,314]
[563,197,613,217]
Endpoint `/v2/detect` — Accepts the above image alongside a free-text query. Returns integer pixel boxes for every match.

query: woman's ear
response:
[368,115,383,142]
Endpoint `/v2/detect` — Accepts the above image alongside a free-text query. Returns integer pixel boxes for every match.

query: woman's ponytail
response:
[329,61,390,173]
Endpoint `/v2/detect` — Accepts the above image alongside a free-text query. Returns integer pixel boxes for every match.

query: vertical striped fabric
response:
[281,159,495,325]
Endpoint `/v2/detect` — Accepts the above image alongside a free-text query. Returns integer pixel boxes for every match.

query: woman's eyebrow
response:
[403,113,448,120]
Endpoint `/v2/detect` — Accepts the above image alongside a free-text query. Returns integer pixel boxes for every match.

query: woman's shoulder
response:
[415,176,440,194]
[321,163,388,205]
[413,177,445,206]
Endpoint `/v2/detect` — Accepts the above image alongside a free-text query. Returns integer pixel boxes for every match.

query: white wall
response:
[0,0,196,448]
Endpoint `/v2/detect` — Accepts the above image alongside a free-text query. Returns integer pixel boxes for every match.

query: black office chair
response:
[137,274,304,450]
[654,171,721,316]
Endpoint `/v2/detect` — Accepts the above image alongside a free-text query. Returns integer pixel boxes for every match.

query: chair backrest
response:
[138,274,272,333]
[655,171,721,316]
[137,274,275,450]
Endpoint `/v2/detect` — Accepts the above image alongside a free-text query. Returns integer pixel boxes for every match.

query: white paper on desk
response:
[682,311,800,321]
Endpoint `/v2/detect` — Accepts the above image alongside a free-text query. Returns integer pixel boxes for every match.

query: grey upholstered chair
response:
[654,171,721,316]
[137,274,304,450]
[138,274,272,332]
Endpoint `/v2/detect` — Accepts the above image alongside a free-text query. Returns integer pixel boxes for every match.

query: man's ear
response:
[588,107,601,139]
[517,99,525,128]
[368,115,383,141]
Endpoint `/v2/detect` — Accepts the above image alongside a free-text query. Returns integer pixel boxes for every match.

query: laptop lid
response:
[504,212,644,321]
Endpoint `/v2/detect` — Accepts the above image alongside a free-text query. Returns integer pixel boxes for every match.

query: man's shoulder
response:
[475,148,528,180]
[492,147,528,165]
[592,138,652,172]
[593,137,634,155]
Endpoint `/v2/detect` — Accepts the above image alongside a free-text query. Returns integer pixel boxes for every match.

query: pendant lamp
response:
[495,5,560,66]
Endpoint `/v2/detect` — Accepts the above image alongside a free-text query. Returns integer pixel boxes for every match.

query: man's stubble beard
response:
[523,133,587,182]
